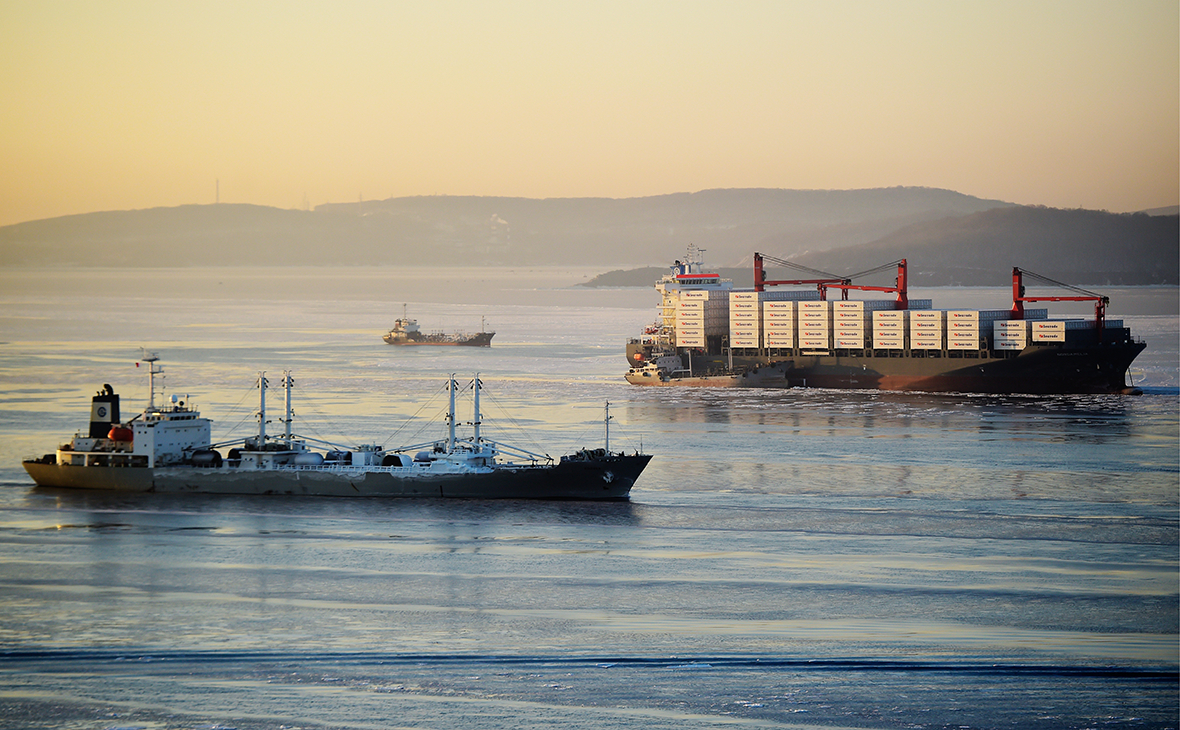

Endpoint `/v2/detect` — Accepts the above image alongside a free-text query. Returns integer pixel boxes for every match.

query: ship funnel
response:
[89,384,121,439]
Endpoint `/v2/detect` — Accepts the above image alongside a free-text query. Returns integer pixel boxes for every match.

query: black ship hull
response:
[23,453,652,501]
[626,340,1146,394]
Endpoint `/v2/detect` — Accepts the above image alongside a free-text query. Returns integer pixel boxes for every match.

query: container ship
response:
[24,355,648,500]
[625,246,1146,394]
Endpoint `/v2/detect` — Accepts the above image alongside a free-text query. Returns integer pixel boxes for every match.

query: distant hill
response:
[583,206,1179,287]
[789,207,1178,286]
[0,187,1011,268]
[2,191,1174,285]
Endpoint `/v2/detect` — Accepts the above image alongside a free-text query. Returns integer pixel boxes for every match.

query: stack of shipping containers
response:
[763,300,795,349]
[676,290,728,348]
[730,290,819,349]
[947,310,983,350]
[993,320,1030,350]
[833,301,867,349]
[798,301,832,349]
[872,310,907,349]
[910,310,944,350]
[728,292,761,348]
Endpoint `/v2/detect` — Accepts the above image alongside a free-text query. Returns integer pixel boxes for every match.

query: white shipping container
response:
[798,310,830,321]
[832,301,864,312]
[677,338,706,348]
[798,336,830,349]
[730,291,760,302]
[911,336,943,350]
[947,321,981,332]
[681,290,714,300]
[799,329,831,340]
[835,336,866,348]
[947,337,981,350]
[763,309,795,321]
[834,311,868,323]
[764,324,795,335]
[765,334,795,347]
[947,310,979,322]
[731,338,760,348]
[730,300,758,310]
[994,321,1029,333]
[799,301,831,311]
[731,329,760,339]
[873,310,907,322]
[763,300,796,311]
[1031,321,1066,342]
[729,310,760,321]
[873,337,905,350]
[911,310,944,322]
[994,339,1027,351]
[911,320,943,330]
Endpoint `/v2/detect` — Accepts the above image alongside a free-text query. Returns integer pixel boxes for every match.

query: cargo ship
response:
[625,246,1146,394]
[384,306,494,347]
[23,355,649,500]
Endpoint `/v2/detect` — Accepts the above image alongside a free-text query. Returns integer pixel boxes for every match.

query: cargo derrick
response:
[626,250,1146,394]
[1011,267,1106,333]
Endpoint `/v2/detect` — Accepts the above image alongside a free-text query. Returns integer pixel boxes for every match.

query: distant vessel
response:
[625,246,1146,394]
[23,355,649,500]
[384,305,494,346]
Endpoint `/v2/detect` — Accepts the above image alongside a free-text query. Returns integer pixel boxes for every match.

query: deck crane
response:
[753,253,910,309]
[1011,267,1108,333]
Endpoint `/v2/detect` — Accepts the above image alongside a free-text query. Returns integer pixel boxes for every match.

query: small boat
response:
[384,305,494,346]
[22,355,650,500]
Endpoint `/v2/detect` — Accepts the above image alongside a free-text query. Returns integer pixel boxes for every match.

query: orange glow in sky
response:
[1,1,1176,226]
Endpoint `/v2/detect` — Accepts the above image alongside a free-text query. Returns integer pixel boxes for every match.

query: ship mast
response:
[282,371,294,445]
[604,401,611,452]
[140,350,163,410]
[447,374,457,454]
[257,371,268,446]
[472,373,482,452]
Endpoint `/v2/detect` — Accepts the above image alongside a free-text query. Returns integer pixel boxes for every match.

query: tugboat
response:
[384,305,494,346]
[23,355,649,500]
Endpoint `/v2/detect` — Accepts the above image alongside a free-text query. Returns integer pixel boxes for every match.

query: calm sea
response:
[0,267,1176,729]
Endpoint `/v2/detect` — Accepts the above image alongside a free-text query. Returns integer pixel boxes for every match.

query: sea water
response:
[0,267,1175,729]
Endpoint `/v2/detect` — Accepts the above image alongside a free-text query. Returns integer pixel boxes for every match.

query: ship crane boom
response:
[753,254,909,309]
[1011,267,1109,332]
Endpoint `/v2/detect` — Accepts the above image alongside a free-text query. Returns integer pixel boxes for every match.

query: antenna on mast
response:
[139,349,162,410]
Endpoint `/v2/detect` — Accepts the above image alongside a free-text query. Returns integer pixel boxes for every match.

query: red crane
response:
[753,253,910,309]
[1011,267,1108,332]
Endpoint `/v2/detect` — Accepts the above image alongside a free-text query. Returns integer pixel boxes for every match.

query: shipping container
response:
[763,309,795,321]
[800,301,831,312]
[763,301,796,310]
[835,336,866,348]
[764,334,795,347]
[873,336,905,350]
[798,336,830,349]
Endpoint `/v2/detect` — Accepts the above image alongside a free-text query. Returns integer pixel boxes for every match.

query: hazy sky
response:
[1,1,1176,227]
